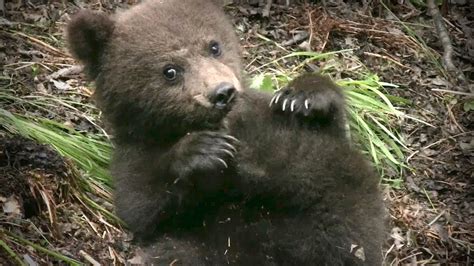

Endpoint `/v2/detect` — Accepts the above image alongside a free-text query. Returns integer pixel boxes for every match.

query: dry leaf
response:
[391,227,405,250]
[2,195,22,217]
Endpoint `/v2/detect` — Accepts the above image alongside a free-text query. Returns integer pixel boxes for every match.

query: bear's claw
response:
[290,99,296,112]
[304,99,310,110]
[213,156,228,168]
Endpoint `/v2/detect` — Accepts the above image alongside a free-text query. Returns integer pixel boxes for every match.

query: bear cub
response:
[67,0,384,265]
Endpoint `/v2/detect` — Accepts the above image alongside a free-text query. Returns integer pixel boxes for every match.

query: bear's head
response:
[67,0,243,143]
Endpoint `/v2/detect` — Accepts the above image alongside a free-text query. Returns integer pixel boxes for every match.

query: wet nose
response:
[210,82,236,109]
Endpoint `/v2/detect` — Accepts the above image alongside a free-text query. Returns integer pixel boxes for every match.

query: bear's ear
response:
[67,10,115,79]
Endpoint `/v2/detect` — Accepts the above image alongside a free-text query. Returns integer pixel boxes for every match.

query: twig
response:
[422,187,437,212]
[431,88,474,97]
[307,10,314,49]
[428,210,446,226]
[31,180,60,239]
[446,102,464,133]
[46,65,83,80]
[363,52,410,69]
[426,0,468,88]
[383,243,395,262]
[11,31,68,57]
[282,31,309,46]
[108,246,116,264]
[79,250,101,266]
[320,31,330,51]
[442,17,463,34]
[398,252,423,263]
[254,33,288,52]
[82,214,100,236]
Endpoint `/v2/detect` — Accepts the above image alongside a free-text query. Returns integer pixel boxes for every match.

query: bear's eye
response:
[209,41,221,57]
[163,66,179,81]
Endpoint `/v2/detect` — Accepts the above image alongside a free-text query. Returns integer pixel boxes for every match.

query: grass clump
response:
[0,108,118,221]
[0,109,112,185]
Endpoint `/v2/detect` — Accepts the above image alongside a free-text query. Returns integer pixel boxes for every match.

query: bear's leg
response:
[114,131,239,239]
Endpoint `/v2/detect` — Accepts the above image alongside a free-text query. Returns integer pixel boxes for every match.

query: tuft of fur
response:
[67,0,385,265]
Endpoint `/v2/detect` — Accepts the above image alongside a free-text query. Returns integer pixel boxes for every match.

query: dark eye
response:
[163,65,178,81]
[209,41,221,57]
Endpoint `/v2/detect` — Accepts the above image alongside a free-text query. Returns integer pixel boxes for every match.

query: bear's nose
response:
[210,82,236,109]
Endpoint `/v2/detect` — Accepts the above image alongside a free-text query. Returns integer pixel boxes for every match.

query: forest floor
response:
[0,0,473,265]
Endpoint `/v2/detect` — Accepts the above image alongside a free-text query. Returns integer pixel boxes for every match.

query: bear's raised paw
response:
[269,73,344,128]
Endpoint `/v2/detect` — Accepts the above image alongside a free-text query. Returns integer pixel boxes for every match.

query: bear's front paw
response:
[269,74,343,123]
[170,131,239,181]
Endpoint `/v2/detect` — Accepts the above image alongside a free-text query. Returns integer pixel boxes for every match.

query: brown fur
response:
[67,0,384,265]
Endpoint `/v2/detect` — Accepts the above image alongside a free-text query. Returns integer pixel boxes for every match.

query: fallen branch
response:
[427,0,468,90]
